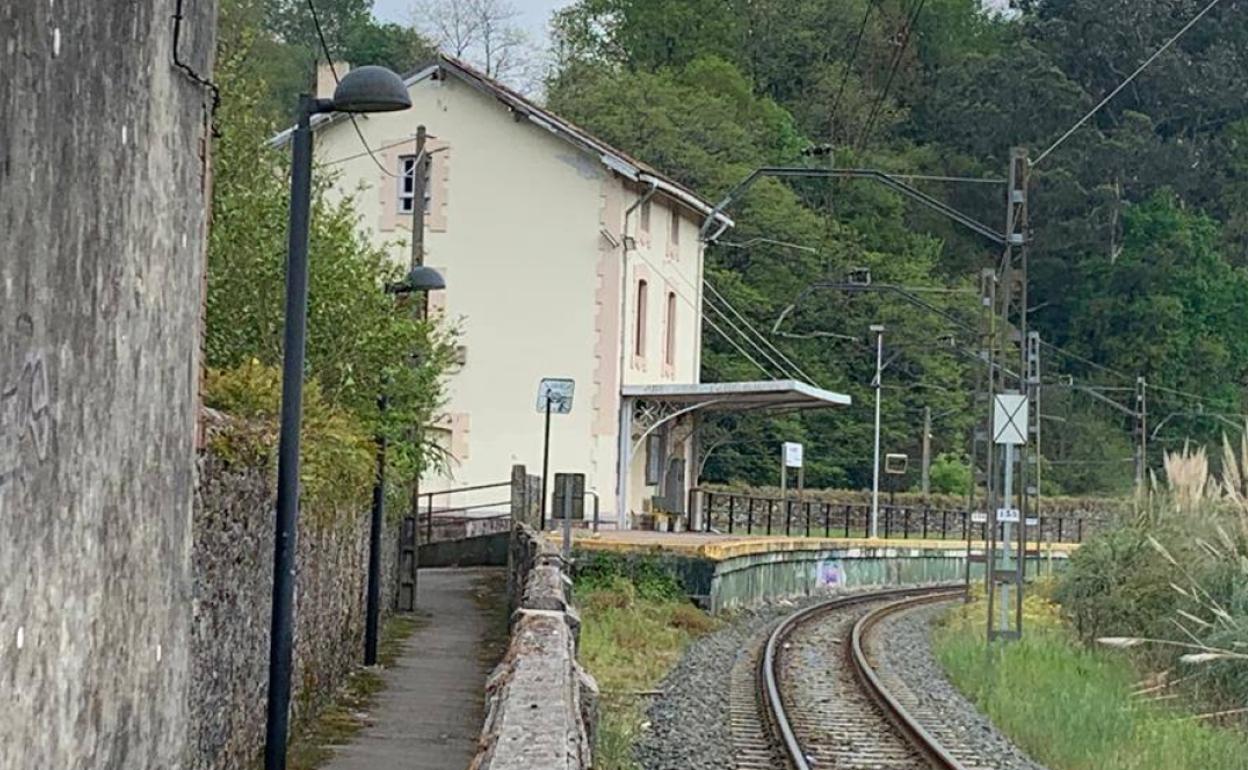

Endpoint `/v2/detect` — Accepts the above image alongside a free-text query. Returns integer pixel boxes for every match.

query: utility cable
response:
[628,248,779,379]
[857,0,927,151]
[631,244,827,386]
[704,314,778,379]
[1032,0,1227,167]
[307,0,399,178]
[703,278,818,383]
[702,297,797,379]
[829,0,876,140]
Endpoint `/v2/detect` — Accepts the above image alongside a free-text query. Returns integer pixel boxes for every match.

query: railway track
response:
[732,585,970,770]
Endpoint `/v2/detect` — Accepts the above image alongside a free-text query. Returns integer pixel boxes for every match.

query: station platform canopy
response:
[621,379,852,412]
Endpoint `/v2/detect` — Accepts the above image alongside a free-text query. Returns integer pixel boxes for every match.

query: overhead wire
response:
[702,296,799,380]
[1031,0,1228,166]
[703,279,817,383]
[828,0,877,141]
[307,0,399,178]
[627,248,779,379]
[628,233,829,386]
[856,0,927,151]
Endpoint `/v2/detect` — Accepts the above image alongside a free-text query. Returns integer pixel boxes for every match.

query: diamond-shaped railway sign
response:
[992,394,1029,445]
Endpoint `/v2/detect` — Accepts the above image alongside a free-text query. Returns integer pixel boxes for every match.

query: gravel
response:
[631,595,809,770]
[634,591,1050,770]
[633,588,884,770]
[871,603,1049,770]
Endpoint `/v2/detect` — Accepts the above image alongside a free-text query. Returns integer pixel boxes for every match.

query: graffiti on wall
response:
[1,313,55,489]
[817,558,844,588]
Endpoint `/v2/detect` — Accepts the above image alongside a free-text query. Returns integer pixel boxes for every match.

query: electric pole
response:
[408,125,429,605]
[987,147,1029,643]
[921,406,932,499]
[410,125,427,270]
[1135,376,1148,492]
[870,324,885,539]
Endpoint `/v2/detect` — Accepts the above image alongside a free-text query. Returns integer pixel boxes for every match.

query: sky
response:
[372,1,1015,60]
[372,0,574,47]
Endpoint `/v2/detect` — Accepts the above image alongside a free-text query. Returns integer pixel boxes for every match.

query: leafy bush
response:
[1054,522,1183,645]
[574,552,685,601]
[204,361,374,516]
[927,453,971,496]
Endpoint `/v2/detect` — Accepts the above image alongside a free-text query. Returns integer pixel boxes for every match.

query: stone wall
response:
[0,1,216,767]
[188,446,399,770]
[471,525,598,770]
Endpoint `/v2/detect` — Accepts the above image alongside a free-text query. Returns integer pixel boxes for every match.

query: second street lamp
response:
[365,265,446,667]
[265,65,412,770]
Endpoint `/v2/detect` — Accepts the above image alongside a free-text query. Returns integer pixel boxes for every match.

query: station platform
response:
[551,529,1079,561]
[549,530,1075,613]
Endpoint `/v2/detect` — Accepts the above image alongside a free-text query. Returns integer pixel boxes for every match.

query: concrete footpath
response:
[324,567,507,770]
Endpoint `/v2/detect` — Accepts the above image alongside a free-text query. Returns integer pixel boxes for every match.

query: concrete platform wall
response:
[710,545,1067,613]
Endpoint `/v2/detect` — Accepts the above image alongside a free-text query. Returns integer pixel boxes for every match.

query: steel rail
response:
[850,589,970,770]
[761,584,965,770]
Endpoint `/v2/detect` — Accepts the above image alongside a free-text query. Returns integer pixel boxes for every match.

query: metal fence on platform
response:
[690,488,1087,544]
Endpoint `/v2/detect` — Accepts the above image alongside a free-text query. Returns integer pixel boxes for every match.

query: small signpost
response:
[884,452,908,506]
[783,441,804,469]
[537,378,575,530]
[554,473,585,558]
[780,442,804,535]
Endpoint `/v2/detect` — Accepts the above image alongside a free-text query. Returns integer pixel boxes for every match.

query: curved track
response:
[737,585,969,770]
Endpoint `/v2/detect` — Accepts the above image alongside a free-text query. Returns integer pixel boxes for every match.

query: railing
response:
[415,480,513,544]
[692,488,1088,544]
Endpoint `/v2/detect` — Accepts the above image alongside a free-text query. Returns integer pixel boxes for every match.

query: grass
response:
[933,587,1248,770]
[576,575,718,770]
[284,612,425,770]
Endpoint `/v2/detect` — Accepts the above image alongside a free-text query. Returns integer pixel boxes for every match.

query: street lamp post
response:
[266,66,412,770]
[364,266,445,667]
[870,324,885,539]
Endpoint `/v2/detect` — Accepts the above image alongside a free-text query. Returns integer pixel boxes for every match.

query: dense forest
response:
[218,0,1248,497]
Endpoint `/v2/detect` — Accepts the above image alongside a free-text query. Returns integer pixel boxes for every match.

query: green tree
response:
[928,453,972,496]
[208,8,454,485]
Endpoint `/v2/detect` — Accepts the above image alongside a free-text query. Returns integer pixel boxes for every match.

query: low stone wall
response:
[187,450,398,769]
[471,525,597,770]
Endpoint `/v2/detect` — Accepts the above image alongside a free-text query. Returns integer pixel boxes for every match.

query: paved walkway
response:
[324,567,507,770]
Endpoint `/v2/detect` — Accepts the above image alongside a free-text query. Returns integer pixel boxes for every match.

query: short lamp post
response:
[265,66,412,770]
[364,265,446,667]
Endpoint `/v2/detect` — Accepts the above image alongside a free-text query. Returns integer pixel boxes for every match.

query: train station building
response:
[289,54,852,527]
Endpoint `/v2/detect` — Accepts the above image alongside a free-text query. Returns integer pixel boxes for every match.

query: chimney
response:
[316,61,350,100]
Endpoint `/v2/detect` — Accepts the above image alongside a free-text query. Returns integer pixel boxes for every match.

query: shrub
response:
[204,361,374,516]
[928,453,971,496]
[574,551,684,601]
[1054,522,1184,645]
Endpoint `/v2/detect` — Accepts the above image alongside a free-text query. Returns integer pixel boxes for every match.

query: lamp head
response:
[401,265,446,292]
[331,66,411,114]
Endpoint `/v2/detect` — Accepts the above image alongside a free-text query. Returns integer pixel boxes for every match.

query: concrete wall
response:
[0,2,216,767]
[708,544,1068,613]
[472,525,597,769]
[188,445,398,770]
[420,531,510,568]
